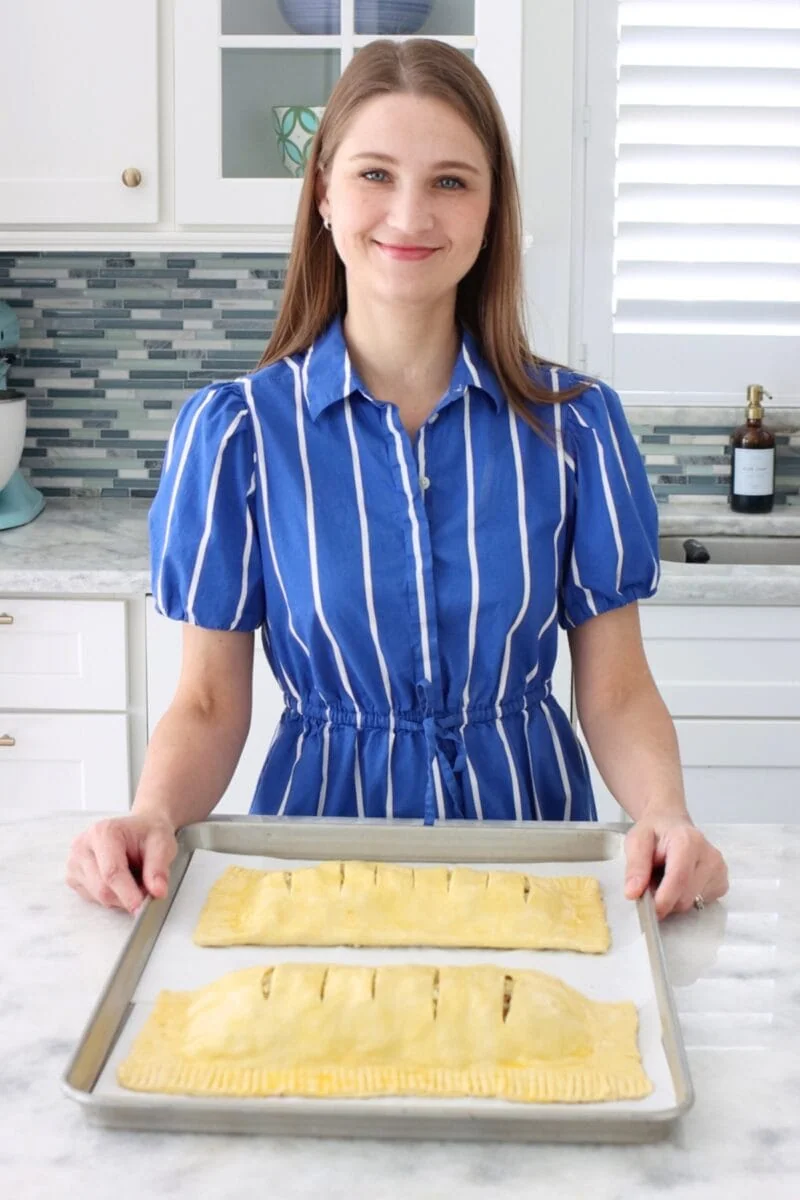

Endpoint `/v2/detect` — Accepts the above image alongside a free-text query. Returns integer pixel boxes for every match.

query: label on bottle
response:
[733,447,775,497]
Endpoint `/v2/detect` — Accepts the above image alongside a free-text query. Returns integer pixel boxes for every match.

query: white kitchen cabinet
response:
[144,597,286,815]
[580,714,800,826]
[0,598,127,710]
[0,595,132,816]
[2,0,575,353]
[0,712,129,814]
[174,0,522,225]
[0,0,159,224]
[578,603,800,824]
[639,605,800,719]
[672,719,800,824]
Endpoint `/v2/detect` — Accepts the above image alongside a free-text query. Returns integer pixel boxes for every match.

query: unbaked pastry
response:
[117,962,651,1102]
[192,861,610,953]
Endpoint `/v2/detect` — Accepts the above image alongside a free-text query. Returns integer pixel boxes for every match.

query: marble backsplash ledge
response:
[2,252,799,503]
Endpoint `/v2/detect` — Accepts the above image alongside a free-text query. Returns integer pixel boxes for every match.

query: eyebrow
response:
[348,152,482,176]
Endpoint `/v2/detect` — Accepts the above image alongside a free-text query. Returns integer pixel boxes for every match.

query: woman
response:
[66,38,728,920]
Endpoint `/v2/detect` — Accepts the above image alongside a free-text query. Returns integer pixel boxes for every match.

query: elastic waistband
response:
[284,681,553,731]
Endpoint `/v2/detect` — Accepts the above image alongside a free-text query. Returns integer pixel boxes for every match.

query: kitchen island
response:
[1,814,798,1200]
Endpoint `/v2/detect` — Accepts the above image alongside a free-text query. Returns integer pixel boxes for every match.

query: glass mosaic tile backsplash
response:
[2,251,799,503]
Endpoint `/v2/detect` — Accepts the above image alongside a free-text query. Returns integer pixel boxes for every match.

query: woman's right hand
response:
[66,814,178,912]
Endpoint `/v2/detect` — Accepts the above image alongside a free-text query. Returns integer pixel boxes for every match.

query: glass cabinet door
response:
[221,1,474,38]
[220,46,339,181]
[175,0,517,228]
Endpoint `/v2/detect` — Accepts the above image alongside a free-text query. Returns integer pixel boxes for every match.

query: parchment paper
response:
[96,849,678,1113]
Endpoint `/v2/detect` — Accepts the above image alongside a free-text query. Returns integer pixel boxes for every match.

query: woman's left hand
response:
[623,809,729,920]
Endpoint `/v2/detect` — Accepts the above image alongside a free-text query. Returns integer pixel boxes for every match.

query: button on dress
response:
[149,312,659,824]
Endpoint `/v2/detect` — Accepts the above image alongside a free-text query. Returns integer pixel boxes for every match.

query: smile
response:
[375,243,438,261]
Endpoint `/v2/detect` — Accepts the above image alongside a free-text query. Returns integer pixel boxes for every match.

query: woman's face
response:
[317,93,493,309]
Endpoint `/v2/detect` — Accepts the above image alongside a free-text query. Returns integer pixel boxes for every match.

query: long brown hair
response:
[254,38,595,429]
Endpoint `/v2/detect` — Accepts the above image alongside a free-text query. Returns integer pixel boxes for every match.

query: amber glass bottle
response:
[729,385,775,514]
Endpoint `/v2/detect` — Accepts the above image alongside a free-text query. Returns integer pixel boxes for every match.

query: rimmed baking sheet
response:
[64,820,693,1141]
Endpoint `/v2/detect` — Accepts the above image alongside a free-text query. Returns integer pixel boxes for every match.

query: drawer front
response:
[0,598,127,710]
[676,718,800,823]
[577,715,800,825]
[0,712,129,814]
[640,605,800,718]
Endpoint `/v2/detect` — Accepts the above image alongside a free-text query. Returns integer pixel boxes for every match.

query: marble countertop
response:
[1,497,800,603]
[2,813,798,1200]
[0,498,152,595]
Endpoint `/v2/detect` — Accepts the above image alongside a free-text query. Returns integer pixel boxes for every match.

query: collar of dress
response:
[299,310,507,421]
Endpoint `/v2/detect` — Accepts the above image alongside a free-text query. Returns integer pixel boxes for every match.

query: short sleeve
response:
[558,378,660,629]
[149,380,266,631]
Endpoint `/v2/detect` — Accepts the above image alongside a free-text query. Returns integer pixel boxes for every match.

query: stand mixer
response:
[0,300,45,529]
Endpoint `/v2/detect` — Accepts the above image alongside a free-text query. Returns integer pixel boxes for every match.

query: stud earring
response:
[323,217,332,231]
[481,234,488,250]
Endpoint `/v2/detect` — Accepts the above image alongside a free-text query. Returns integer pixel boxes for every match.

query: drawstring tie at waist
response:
[416,678,467,826]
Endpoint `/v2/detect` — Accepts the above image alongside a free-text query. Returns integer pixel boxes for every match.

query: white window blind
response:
[579,0,800,405]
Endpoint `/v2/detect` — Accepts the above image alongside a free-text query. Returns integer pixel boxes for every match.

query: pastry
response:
[192,861,610,953]
[117,962,651,1102]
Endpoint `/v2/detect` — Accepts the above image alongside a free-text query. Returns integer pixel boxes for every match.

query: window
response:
[578,0,799,405]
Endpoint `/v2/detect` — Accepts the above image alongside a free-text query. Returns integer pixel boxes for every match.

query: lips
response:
[375,242,438,260]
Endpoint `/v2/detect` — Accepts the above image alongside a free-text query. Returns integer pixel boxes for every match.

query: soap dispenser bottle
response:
[729,384,775,513]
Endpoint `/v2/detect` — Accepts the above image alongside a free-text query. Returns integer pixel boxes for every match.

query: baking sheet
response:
[95,850,677,1114]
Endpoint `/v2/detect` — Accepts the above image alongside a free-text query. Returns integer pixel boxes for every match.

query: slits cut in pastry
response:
[117,962,652,1103]
[192,861,610,953]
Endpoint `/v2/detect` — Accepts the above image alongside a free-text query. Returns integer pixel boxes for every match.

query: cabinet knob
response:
[0,613,13,625]
[0,735,15,747]
[121,167,142,188]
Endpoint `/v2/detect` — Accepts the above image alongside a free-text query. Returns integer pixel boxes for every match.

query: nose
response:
[384,184,437,241]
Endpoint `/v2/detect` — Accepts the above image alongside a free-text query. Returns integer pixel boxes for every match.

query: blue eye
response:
[361,170,465,190]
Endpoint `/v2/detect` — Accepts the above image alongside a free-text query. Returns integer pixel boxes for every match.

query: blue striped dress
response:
[149,311,659,825]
